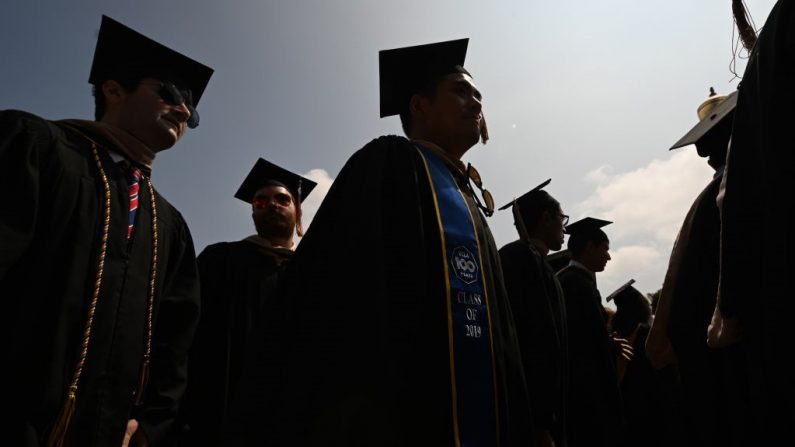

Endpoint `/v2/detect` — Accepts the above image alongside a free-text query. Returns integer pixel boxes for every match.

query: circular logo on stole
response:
[451,246,479,284]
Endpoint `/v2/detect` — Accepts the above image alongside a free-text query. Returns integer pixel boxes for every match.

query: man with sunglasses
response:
[177,158,315,445]
[0,16,212,446]
[228,39,533,446]
[498,179,570,447]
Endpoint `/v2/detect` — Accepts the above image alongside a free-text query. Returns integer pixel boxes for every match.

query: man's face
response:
[584,240,611,273]
[542,207,567,251]
[114,77,192,151]
[420,72,483,151]
[252,185,298,240]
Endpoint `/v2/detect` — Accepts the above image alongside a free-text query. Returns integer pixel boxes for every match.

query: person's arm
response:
[646,244,680,370]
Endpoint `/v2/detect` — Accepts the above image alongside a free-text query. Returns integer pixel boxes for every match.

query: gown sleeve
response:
[0,110,52,279]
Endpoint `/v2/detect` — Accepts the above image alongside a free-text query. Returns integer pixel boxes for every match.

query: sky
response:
[0,0,777,299]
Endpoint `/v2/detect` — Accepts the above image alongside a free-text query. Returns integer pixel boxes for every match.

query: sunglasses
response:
[139,81,200,129]
[466,163,495,217]
[252,193,293,209]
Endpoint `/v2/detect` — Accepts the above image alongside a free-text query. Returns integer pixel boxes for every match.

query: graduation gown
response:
[717,0,795,436]
[177,239,290,445]
[659,169,751,446]
[228,135,533,446]
[0,110,200,446]
[618,324,684,447]
[499,240,568,445]
[557,265,623,447]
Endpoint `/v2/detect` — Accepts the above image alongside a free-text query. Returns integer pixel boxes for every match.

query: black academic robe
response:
[557,265,623,447]
[499,240,568,446]
[228,136,533,446]
[664,170,751,446]
[618,324,684,447]
[0,110,200,446]
[177,239,290,445]
[718,0,795,437]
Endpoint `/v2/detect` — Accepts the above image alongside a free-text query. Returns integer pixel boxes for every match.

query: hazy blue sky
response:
[0,0,776,298]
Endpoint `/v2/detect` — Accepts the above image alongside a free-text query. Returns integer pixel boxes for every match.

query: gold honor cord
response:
[47,142,159,446]
[134,176,158,406]
[47,142,111,447]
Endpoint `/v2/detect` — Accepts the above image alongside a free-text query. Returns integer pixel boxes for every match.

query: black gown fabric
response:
[665,170,751,446]
[557,265,623,447]
[0,110,200,446]
[718,1,795,438]
[177,240,290,445]
[499,240,568,446]
[228,135,533,446]
[618,324,683,447]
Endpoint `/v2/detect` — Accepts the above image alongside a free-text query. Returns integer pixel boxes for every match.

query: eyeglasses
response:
[139,81,200,129]
[559,213,570,226]
[466,163,495,217]
[252,193,293,209]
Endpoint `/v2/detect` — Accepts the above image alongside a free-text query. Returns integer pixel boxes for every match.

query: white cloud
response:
[600,245,665,302]
[298,168,335,236]
[573,150,714,296]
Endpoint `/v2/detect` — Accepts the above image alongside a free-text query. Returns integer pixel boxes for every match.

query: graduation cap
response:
[670,89,738,156]
[89,15,214,128]
[234,158,318,204]
[379,38,469,118]
[606,279,636,302]
[565,217,612,235]
[498,179,552,211]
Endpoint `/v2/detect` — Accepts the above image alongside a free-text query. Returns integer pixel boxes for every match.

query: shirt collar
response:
[244,234,295,251]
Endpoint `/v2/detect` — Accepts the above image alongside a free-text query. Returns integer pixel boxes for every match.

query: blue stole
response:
[416,144,499,447]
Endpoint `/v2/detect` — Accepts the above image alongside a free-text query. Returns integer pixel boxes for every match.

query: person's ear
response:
[101,80,128,108]
[408,93,430,122]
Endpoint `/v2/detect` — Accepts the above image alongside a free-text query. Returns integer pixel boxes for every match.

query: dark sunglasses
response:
[252,193,293,209]
[466,163,495,217]
[139,81,200,129]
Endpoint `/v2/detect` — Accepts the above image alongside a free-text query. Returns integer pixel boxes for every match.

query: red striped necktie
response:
[126,165,142,239]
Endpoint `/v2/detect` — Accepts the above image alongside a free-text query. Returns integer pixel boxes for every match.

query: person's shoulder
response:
[150,188,188,230]
[332,135,422,188]
[556,265,581,283]
[499,240,536,262]
[555,264,571,276]
[198,240,240,262]
[1,109,46,124]
[349,135,416,164]
[0,109,56,137]
[358,134,413,152]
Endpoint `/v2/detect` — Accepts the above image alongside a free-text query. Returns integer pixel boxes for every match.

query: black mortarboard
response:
[606,279,636,302]
[498,179,552,211]
[234,158,318,204]
[89,16,214,127]
[670,90,738,154]
[565,217,612,235]
[379,38,469,118]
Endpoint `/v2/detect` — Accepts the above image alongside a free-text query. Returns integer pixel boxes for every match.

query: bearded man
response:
[176,158,315,445]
